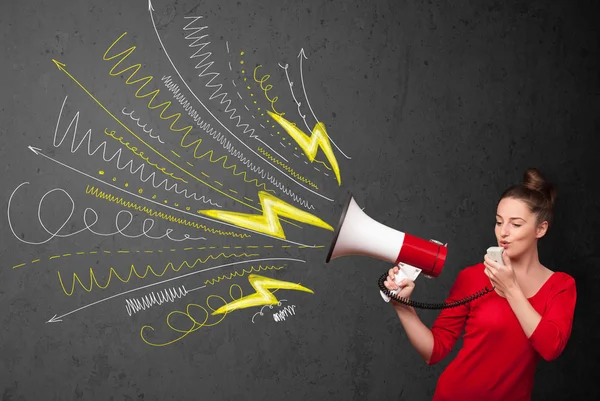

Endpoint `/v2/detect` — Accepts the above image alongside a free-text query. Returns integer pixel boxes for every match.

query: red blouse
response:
[429,263,576,401]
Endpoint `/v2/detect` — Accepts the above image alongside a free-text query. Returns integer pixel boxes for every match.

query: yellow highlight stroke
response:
[200,191,333,240]
[101,34,274,203]
[104,128,187,183]
[139,273,310,346]
[257,147,318,190]
[57,252,258,296]
[211,274,313,315]
[268,111,341,185]
[204,265,284,285]
[51,57,261,216]
[85,185,249,238]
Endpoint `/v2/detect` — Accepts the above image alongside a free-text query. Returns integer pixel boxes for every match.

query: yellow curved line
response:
[58,253,258,296]
[85,185,250,238]
[257,147,318,189]
[312,158,333,171]
[204,265,284,285]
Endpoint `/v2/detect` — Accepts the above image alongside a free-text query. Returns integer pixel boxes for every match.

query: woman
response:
[385,168,577,401]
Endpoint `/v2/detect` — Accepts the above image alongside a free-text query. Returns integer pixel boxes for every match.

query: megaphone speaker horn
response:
[326,192,447,278]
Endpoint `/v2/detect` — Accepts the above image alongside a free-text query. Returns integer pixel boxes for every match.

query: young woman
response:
[384,168,577,401]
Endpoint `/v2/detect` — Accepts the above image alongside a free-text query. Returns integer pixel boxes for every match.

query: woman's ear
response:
[535,221,548,238]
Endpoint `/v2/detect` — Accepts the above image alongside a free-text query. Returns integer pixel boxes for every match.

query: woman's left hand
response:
[483,252,519,298]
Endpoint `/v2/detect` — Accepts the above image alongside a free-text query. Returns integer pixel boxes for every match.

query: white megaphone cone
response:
[326,193,448,302]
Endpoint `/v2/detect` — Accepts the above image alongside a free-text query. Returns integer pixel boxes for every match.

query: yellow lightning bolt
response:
[267,111,341,185]
[211,274,313,315]
[199,191,333,239]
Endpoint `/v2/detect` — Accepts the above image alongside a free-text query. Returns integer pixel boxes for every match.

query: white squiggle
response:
[121,107,165,143]
[7,182,205,245]
[183,17,256,137]
[125,285,188,316]
[279,61,351,162]
[251,299,287,323]
[148,9,332,206]
[273,305,296,322]
[162,76,318,210]
[54,96,220,207]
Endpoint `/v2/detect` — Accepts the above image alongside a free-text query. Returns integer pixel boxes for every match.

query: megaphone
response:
[326,192,448,302]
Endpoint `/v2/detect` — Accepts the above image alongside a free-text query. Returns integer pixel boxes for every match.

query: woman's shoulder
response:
[548,270,576,292]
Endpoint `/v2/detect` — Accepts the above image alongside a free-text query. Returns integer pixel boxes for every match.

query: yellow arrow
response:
[51,59,268,216]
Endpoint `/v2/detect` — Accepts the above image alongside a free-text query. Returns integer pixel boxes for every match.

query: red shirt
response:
[429,263,576,401]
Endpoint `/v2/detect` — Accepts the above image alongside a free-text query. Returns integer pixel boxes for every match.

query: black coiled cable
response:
[377,272,495,310]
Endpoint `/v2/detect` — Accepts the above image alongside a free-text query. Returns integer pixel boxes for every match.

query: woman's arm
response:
[393,305,434,363]
[386,267,471,365]
[505,287,541,337]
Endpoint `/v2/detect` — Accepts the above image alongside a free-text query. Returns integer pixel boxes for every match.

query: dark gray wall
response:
[1,0,598,400]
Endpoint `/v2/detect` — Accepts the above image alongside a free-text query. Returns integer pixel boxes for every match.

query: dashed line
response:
[226,41,230,53]
[214,181,223,187]
[228,61,232,71]
[314,167,320,172]
[260,124,266,129]
[294,154,300,158]
[171,150,181,158]
[237,92,243,100]
[280,143,286,148]
[244,197,254,202]
[232,80,237,87]
[186,161,194,167]
[11,245,322,269]
[229,189,238,194]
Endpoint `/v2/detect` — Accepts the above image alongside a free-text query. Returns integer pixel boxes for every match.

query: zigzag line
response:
[58,253,258,295]
[103,35,194,137]
[102,33,275,199]
[257,147,318,189]
[54,97,220,206]
[85,185,249,238]
[162,76,315,210]
[104,128,187,183]
[183,17,255,137]
[204,265,284,285]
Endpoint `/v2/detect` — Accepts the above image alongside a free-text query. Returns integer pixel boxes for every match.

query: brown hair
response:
[500,168,557,228]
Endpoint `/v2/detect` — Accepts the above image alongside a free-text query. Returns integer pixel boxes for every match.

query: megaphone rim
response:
[325,191,354,263]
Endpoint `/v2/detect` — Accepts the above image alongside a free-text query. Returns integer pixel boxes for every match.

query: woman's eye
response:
[495,222,501,225]
[513,224,521,227]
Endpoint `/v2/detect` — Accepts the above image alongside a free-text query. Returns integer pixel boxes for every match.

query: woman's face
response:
[495,197,548,259]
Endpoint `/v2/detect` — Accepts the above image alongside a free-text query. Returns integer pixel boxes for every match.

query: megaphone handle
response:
[380,268,410,303]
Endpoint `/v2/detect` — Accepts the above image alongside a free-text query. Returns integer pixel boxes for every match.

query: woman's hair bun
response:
[522,168,557,207]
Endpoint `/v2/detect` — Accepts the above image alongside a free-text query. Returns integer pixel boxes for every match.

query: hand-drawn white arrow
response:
[298,48,351,160]
[47,257,305,323]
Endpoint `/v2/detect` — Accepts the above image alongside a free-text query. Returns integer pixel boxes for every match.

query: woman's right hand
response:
[384,265,416,304]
